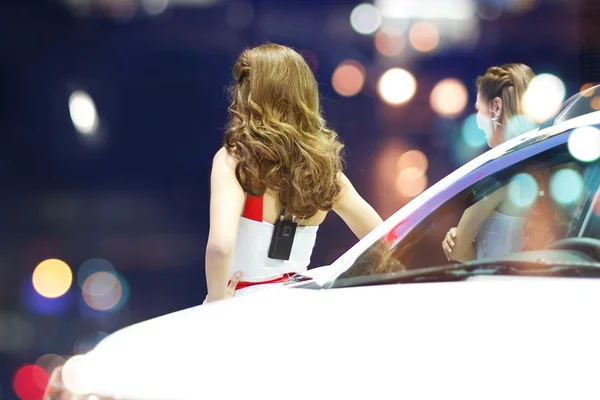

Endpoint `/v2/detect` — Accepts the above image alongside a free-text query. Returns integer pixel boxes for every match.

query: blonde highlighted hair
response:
[477,63,536,138]
[224,43,344,218]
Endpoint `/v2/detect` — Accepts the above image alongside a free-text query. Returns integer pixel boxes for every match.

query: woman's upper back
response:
[260,188,328,226]
[234,190,321,281]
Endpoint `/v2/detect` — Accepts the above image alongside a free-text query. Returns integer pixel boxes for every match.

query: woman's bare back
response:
[251,188,328,227]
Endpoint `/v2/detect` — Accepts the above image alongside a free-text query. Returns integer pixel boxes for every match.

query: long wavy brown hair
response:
[224,43,344,218]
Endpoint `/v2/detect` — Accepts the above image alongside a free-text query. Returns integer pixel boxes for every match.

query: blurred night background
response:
[1,0,600,398]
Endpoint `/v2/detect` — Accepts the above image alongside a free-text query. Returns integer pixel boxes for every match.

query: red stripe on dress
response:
[229,273,294,290]
[242,195,263,222]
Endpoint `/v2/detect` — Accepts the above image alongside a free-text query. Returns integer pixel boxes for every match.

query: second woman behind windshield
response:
[442,63,536,262]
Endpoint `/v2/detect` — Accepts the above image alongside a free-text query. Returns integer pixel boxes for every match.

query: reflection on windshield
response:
[337,142,598,281]
[551,84,599,126]
[337,239,405,279]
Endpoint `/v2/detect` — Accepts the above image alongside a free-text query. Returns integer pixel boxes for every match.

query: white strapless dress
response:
[231,217,318,296]
[475,211,525,259]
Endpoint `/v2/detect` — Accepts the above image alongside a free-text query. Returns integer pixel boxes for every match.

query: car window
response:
[555,85,600,125]
[538,84,600,130]
[335,137,600,281]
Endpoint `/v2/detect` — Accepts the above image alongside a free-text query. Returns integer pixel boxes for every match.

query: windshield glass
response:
[333,131,600,283]
[539,84,600,129]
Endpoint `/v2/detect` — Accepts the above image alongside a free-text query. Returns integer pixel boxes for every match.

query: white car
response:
[47,88,600,400]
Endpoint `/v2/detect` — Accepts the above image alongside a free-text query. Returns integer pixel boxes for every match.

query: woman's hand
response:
[442,227,457,261]
[204,272,243,304]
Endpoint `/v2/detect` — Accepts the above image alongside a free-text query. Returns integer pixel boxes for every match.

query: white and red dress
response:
[231,195,319,296]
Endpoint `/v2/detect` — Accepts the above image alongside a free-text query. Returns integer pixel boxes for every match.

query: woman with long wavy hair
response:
[204,43,383,302]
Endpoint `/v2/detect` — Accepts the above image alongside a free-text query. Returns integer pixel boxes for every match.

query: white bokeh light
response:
[378,68,417,105]
[350,3,382,35]
[376,0,475,20]
[522,73,566,123]
[568,126,600,163]
[69,91,99,135]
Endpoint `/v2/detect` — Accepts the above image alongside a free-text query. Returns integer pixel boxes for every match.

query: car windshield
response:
[540,84,600,129]
[330,125,600,284]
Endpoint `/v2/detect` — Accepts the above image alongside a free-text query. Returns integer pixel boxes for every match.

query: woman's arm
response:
[333,173,383,240]
[443,187,506,262]
[205,147,245,302]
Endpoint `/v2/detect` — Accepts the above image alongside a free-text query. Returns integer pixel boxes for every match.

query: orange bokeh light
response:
[397,150,428,180]
[580,83,595,97]
[32,259,73,298]
[396,173,428,198]
[430,78,469,117]
[331,60,366,97]
[409,21,439,53]
[375,30,405,57]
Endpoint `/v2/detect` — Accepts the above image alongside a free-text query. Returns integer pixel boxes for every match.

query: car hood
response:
[67,276,600,400]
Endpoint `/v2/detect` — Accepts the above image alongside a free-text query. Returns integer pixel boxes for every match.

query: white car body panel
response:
[80,277,600,399]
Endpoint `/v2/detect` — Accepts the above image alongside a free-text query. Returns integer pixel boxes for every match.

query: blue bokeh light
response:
[507,173,539,209]
[550,169,584,206]
[460,113,488,149]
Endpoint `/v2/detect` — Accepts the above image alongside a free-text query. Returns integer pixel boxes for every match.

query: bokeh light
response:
[397,150,428,180]
[591,96,600,111]
[430,78,468,118]
[396,173,428,198]
[350,3,382,35]
[522,73,566,123]
[375,30,405,57]
[376,0,475,20]
[36,354,66,375]
[505,114,538,139]
[507,173,539,209]
[408,21,439,53]
[13,365,49,400]
[550,169,584,206]
[82,271,129,311]
[78,258,116,289]
[332,60,365,97]
[461,114,488,148]
[580,83,596,98]
[568,126,600,162]
[69,91,99,135]
[378,68,417,105]
[32,259,73,299]
[380,19,409,35]
[395,148,429,198]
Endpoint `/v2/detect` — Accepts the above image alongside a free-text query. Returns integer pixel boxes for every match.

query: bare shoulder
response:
[212,147,238,171]
[333,172,356,208]
[336,172,354,195]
